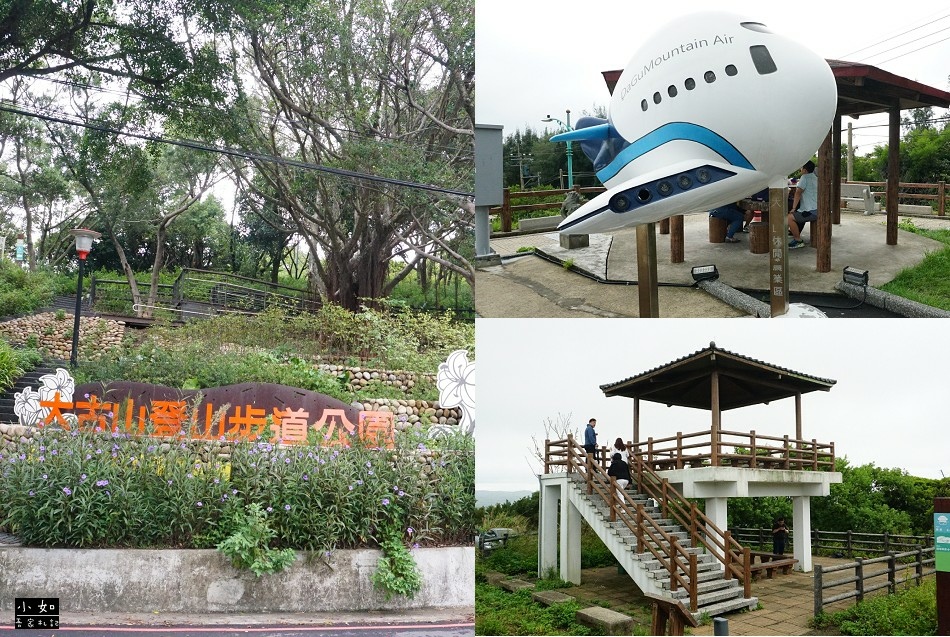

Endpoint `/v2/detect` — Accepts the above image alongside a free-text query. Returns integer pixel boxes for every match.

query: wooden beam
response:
[670,215,684,263]
[769,183,789,317]
[795,392,803,441]
[633,397,640,446]
[711,370,721,465]
[832,115,842,225]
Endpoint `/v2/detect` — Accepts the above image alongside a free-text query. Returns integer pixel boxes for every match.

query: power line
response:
[873,33,950,65]
[841,11,950,58]
[0,101,473,198]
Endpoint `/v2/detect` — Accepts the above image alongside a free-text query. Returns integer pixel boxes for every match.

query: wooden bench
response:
[747,551,798,580]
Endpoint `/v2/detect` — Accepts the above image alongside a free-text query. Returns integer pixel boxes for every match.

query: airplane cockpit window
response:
[749,45,778,74]
[573,116,630,172]
[740,22,772,33]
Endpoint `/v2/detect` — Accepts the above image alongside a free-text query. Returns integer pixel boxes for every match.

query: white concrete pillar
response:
[538,481,561,577]
[705,497,729,569]
[793,496,813,572]
[561,498,582,584]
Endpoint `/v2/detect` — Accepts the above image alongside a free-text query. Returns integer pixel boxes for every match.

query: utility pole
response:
[847,122,854,182]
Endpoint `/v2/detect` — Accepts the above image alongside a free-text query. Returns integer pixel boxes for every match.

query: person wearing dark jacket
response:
[607,451,631,500]
[583,418,597,457]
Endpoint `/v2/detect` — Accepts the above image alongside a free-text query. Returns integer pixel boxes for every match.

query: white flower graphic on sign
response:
[437,350,474,434]
[14,387,47,427]
[38,368,75,404]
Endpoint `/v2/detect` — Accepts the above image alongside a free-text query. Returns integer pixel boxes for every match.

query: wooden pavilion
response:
[600,341,842,571]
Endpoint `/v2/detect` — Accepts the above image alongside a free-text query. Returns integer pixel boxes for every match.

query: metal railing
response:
[813,547,936,617]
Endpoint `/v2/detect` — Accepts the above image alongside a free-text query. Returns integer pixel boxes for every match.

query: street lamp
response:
[542,110,574,189]
[68,228,101,368]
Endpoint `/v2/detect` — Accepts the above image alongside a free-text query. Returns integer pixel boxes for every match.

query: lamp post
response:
[68,229,101,368]
[542,109,573,189]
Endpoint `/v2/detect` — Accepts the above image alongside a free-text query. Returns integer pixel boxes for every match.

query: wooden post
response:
[887,108,899,246]
[670,214,684,263]
[637,503,645,554]
[939,181,946,217]
[795,392,803,444]
[544,438,550,474]
[817,129,833,271]
[916,547,924,584]
[832,116,842,225]
[501,188,512,232]
[636,223,660,318]
[888,552,896,593]
[711,370,721,466]
[659,217,670,234]
[633,397,640,448]
[724,530,734,579]
[743,546,752,598]
[847,530,853,558]
[856,557,865,602]
[814,564,824,618]
[676,431,683,469]
[567,433,574,475]
[769,182,789,316]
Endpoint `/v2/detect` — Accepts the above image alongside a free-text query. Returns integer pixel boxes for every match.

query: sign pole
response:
[937,497,950,636]
[768,178,789,317]
[636,223,659,318]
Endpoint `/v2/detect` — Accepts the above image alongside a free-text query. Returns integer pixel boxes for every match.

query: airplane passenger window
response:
[685,78,696,90]
[704,71,716,83]
[668,85,678,97]
[641,99,648,112]
[725,64,738,76]
[750,45,778,74]
[653,92,662,104]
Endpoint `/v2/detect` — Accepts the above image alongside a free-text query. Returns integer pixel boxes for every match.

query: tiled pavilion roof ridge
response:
[599,341,837,393]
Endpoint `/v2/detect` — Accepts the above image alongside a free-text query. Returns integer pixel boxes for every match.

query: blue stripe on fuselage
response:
[596,122,754,183]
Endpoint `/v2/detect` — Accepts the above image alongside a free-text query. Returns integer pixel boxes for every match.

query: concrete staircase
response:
[565,474,757,622]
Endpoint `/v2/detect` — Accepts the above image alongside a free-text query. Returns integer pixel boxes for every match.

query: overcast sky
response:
[475,319,949,493]
[476,1,950,155]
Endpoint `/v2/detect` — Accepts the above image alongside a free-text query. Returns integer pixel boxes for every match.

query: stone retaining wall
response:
[0,546,474,613]
[0,312,125,360]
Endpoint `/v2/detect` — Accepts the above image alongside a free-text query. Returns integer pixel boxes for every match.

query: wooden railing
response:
[813,547,936,617]
[490,186,605,232]
[731,528,934,558]
[844,180,947,216]
[631,429,835,472]
[545,435,753,611]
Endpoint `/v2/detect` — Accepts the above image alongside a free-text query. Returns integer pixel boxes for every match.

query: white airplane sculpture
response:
[554,12,837,235]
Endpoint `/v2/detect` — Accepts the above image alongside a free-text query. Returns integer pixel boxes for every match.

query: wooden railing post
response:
[648,436,655,469]
[669,535,680,591]
[501,188,512,232]
[855,557,865,602]
[939,180,946,217]
[544,438,550,474]
[609,476,617,522]
[846,530,853,558]
[675,431,683,468]
[690,506,698,548]
[812,438,818,470]
[750,430,757,468]
[661,479,669,519]
[916,547,924,583]
[883,530,890,553]
[742,545,752,598]
[887,551,896,593]
[724,530,733,579]
[637,503,645,554]
[814,564,824,617]
[783,435,790,469]
[567,434,574,475]
[689,553,699,611]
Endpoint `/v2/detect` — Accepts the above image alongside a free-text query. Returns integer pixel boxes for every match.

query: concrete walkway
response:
[477,211,950,318]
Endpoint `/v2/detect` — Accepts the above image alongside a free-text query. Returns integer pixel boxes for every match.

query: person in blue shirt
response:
[788,160,818,249]
[583,418,597,457]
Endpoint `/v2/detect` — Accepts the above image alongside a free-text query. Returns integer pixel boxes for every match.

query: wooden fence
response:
[731,528,934,557]
[490,180,948,233]
[813,547,936,617]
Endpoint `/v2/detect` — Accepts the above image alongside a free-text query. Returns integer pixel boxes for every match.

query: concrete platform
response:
[477,211,949,318]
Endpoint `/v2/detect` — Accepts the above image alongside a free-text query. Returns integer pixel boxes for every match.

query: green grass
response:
[881,221,950,310]
[475,583,599,636]
[477,526,618,577]
[811,577,936,635]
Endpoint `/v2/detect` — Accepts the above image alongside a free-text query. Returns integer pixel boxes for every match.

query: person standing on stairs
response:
[584,418,598,459]
[607,448,631,501]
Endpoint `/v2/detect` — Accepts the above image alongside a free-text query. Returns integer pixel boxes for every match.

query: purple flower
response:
[213,478,219,484]
[348,485,354,491]
[42,474,48,480]
[196,501,203,507]
[63,487,72,496]
[412,543,420,550]
[356,479,363,486]
[95,449,102,454]
[381,498,390,506]
[28,490,35,497]
[366,462,372,468]
[284,458,291,464]
[96,480,109,487]
[80,474,87,481]
[266,506,273,513]
[407,527,414,535]
[232,489,238,495]
[84,393,90,399]
[302,474,309,481]
[368,470,374,476]
[85,454,91,460]
[284,504,291,511]
[393,486,399,492]
[51,449,57,456]
[398,490,405,497]
[417,442,427,451]
[38,456,45,462]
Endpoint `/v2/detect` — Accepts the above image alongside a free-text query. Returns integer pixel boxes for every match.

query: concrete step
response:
[659,568,729,589]
[641,554,720,574]
[670,578,739,599]
[692,596,758,620]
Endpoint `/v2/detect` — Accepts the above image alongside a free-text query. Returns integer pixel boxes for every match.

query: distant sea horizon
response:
[476,488,537,507]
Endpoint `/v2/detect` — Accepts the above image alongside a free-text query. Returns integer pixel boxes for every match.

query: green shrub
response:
[0,340,26,393]
[216,502,297,576]
[813,578,936,635]
[475,584,596,636]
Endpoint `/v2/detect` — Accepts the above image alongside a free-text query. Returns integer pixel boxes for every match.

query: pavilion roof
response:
[600,342,836,411]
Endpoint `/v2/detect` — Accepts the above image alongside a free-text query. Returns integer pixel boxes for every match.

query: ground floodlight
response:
[842,266,869,287]
[691,265,719,282]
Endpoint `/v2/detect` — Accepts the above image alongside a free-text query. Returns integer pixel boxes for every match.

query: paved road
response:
[2,621,475,637]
